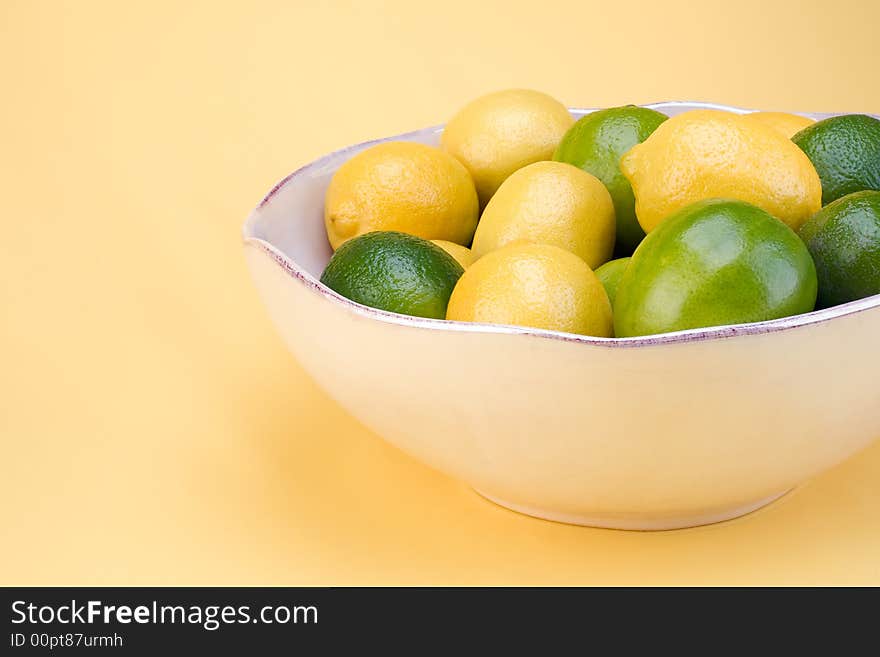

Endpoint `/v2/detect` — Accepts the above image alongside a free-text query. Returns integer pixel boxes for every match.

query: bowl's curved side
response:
[245,242,880,524]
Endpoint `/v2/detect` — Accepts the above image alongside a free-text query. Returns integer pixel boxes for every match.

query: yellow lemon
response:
[620,109,822,233]
[324,141,479,250]
[471,161,615,269]
[744,111,815,139]
[441,89,574,206]
[431,240,475,269]
[446,242,612,337]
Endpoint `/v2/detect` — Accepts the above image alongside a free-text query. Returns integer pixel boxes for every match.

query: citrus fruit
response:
[798,190,880,307]
[320,231,464,319]
[743,111,814,139]
[446,242,612,336]
[553,105,667,255]
[470,161,615,268]
[594,257,630,305]
[324,141,479,250]
[620,109,822,233]
[441,89,574,206]
[792,114,880,205]
[431,240,476,269]
[614,199,817,337]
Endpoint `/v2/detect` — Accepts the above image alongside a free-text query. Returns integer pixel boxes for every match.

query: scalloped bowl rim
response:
[242,101,880,348]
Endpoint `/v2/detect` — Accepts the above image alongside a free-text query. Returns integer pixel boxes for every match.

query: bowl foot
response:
[473,488,792,531]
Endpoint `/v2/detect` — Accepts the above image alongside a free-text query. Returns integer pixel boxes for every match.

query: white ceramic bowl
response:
[243,102,880,530]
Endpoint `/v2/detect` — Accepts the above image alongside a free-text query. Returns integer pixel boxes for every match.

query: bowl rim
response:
[242,101,880,349]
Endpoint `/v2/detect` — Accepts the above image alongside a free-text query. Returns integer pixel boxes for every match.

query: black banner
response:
[0,587,874,651]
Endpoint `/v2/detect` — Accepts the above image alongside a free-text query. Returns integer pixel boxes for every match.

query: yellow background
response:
[2,0,879,585]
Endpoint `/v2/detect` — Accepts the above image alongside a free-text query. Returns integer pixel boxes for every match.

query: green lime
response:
[792,114,880,205]
[594,257,630,305]
[614,199,817,337]
[320,231,464,319]
[799,190,880,307]
[553,105,668,256]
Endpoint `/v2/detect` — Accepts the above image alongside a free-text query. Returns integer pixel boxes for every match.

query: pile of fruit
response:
[319,90,880,337]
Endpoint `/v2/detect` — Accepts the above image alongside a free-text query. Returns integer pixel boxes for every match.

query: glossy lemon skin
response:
[431,240,476,269]
[324,141,479,250]
[744,111,814,139]
[446,242,612,337]
[471,161,615,268]
[441,89,574,206]
[620,109,822,233]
